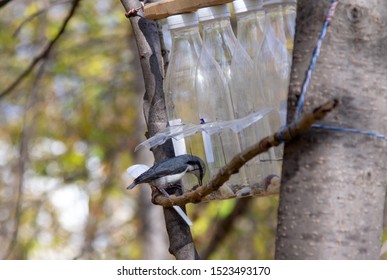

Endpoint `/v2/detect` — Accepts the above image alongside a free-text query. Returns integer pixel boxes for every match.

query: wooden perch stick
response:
[153,99,339,207]
[144,0,233,20]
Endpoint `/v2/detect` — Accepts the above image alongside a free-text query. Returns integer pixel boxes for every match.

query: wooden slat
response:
[144,0,234,20]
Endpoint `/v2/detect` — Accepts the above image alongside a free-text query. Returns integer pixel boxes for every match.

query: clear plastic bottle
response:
[233,0,278,179]
[264,0,296,56]
[253,0,294,175]
[282,0,297,54]
[195,37,245,190]
[233,0,266,60]
[198,4,273,185]
[163,13,207,190]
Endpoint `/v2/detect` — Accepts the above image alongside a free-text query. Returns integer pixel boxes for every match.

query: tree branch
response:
[119,0,198,259]
[153,99,339,207]
[0,0,81,100]
[12,1,73,38]
[0,0,12,9]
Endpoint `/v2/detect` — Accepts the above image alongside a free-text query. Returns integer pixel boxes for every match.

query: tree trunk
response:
[119,0,198,259]
[276,0,387,259]
[128,30,170,259]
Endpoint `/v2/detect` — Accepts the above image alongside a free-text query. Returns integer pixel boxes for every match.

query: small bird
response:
[126,155,205,227]
[127,154,206,190]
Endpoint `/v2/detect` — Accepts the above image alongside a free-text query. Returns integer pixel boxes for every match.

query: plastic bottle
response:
[233,0,266,60]
[198,4,273,185]
[264,0,296,56]
[253,0,294,175]
[282,0,297,54]
[232,0,278,179]
[163,13,207,190]
[195,36,245,190]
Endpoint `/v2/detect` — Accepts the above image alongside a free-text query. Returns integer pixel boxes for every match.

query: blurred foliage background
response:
[0,0,385,260]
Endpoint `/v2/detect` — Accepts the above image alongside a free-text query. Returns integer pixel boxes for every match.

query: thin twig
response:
[13,1,73,37]
[0,0,81,100]
[153,99,339,207]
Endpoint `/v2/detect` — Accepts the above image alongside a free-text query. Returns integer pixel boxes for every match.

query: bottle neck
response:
[264,4,287,46]
[283,3,296,49]
[236,10,266,58]
[170,25,200,38]
[170,26,202,56]
[199,18,236,80]
[264,3,295,52]
[201,17,236,42]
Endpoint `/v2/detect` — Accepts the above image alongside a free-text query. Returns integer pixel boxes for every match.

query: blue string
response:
[287,0,387,143]
[279,0,339,143]
[278,126,286,143]
[312,124,387,141]
[294,0,339,121]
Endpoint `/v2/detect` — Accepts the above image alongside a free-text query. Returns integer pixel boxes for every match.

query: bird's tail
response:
[127,182,137,190]
[126,164,150,190]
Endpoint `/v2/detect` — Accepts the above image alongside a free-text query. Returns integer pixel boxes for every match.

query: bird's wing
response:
[135,158,189,184]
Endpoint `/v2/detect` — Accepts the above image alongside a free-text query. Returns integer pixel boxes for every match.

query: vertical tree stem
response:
[119,0,198,259]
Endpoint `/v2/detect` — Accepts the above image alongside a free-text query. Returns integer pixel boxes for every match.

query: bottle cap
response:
[197,4,230,22]
[167,13,199,30]
[233,0,263,14]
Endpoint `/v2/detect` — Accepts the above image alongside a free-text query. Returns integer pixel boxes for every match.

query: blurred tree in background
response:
[0,0,279,260]
[0,0,143,259]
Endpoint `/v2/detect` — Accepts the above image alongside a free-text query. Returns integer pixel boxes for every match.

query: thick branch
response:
[153,99,339,207]
[0,0,81,100]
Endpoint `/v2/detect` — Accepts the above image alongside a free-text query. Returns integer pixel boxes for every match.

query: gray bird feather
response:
[127,155,205,189]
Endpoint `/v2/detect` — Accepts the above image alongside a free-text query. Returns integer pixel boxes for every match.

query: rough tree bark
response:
[276,0,387,259]
[129,32,170,259]
[119,0,198,259]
